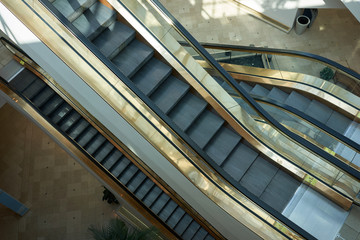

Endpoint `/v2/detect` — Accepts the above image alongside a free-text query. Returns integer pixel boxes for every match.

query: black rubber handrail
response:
[252,95,360,154]
[146,0,360,181]
[193,42,360,81]
[32,0,337,239]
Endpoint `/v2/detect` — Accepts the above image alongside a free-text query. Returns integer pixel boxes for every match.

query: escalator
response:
[2,0,359,239]
[0,57,217,240]
[46,0,304,215]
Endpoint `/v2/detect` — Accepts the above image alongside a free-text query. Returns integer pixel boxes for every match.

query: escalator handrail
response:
[191,42,360,81]
[251,94,360,157]
[146,0,360,181]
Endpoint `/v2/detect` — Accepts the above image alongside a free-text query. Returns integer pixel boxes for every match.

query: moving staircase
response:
[47,0,304,216]
[229,80,360,167]
[1,60,215,240]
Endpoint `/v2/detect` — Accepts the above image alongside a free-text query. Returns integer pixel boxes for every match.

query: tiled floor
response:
[0,104,118,240]
[160,0,360,73]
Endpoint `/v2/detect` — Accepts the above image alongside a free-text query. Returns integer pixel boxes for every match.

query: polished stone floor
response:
[160,0,360,73]
[0,104,118,240]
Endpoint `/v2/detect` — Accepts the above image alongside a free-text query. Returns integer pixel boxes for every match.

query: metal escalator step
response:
[267,87,289,102]
[192,228,208,240]
[110,156,130,177]
[102,149,122,169]
[118,164,139,185]
[93,142,114,162]
[150,192,170,214]
[126,171,147,192]
[205,126,242,165]
[284,91,311,112]
[143,186,162,207]
[75,126,97,147]
[204,234,215,240]
[150,75,190,114]
[304,100,333,123]
[222,142,259,181]
[186,110,224,149]
[8,68,37,92]
[182,220,201,239]
[169,92,208,131]
[239,81,252,93]
[131,58,172,96]
[52,0,96,22]
[250,84,269,97]
[158,200,178,222]
[134,178,155,200]
[92,21,135,59]
[239,156,278,197]
[50,102,72,124]
[112,40,154,78]
[174,214,193,236]
[67,118,90,139]
[22,79,46,100]
[59,110,81,132]
[326,111,352,134]
[72,2,116,40]
[32,87,55,108]
[166,206,185,229]
[85,133,106,155]
[41,95,64,116]
[260,170,301,212]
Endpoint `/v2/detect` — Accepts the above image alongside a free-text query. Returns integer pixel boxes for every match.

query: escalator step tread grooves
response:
[150,75,190,114]
[74,124,93,142]
[102,149,123,170]
[41,95,64,116]
[158,199,178,222]
[32,87,55,108]
[192,228,208,240]
[50,102,73,124]
[166,206,185,229]
[131,57,172,96]
[109,155,130,177]
[239,156,279,197]
[59,110,82,132]
[174,214,193,236]
[93,142,114,163]
[250,84,269,97]
[168,92,208,132]
[112,39,154,78]
[85,133,107,155]
[150,192,170,215]
[204,125,242,165]
[8,68,38,92]
[134,178,155,200]
[67,118,89,139]
[186,110,224,149]
[267,87,288,102]
[72,2,116,41]
[239,81,252,93]
[182,220,201,239]
[221,142,259,181]
[284,91,311,112]
[143,185,162,207]
[126,171,147,192]
[53,0,95,23]
[118,164,139,185]
[22,78,46,100]
[92,21,136,60]
[304,100,333,123]
[78,127,98,147]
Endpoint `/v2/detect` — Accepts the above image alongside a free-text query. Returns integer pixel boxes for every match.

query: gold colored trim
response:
[0,81,175,240]
[198,60,360,122]
[13,52,221,239]
[230,0,291,32]
[3,1,298,239]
